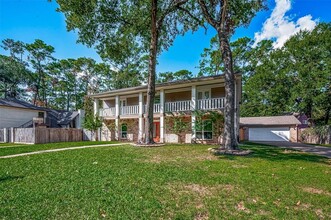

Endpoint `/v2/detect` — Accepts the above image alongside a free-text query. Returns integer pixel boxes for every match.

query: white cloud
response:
[254,0,317,48]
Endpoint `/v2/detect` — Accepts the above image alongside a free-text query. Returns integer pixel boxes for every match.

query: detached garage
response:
[239,116,301,142]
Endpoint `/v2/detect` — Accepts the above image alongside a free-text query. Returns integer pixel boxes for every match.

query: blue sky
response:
[1,0,330,76]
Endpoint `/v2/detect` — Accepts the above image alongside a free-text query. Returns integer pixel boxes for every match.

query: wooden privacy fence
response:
[0,128,84,144]
[34,128,83,144]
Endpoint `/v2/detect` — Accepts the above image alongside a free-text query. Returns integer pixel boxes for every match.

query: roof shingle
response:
[240,116,301,126]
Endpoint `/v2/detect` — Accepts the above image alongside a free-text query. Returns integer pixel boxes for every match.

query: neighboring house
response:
[292,113,309,129]
[0,98,84,129]
[239,116,301,142]
[0,98,47,129]
[46,109,84,129]
[90,74,242,144]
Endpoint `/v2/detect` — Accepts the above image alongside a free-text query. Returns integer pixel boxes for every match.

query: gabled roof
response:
[0,98,46,111]
[240,116,301,126]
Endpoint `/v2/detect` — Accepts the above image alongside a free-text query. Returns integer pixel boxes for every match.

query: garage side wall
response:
[290,126,298,143]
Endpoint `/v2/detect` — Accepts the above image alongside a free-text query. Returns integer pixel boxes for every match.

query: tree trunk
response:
[218,30,238,150]
[144,0,158,144]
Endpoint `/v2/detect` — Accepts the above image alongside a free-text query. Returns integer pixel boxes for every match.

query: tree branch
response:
[197,0,218,28]
[157,0,188,26]
[176,6,207,33]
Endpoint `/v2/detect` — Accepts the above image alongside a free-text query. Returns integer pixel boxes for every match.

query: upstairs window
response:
[196,120,213,140]
[197,89,210,100]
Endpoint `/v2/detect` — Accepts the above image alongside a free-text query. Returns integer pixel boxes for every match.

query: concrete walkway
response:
[255,141,331,158]
[0,143,129,159]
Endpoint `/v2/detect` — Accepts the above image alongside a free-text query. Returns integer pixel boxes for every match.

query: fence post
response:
[3,128,8,143]
[10,127,14,143]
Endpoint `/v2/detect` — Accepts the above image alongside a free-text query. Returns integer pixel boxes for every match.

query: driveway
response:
[254,141,331,159]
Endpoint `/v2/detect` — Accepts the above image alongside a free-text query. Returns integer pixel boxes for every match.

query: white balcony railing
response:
[144,104,161,113]
[121,105,139,115]
[99,107,115,117]
[197,98,225,110]
[165,100,191,112]
[154,103,161,113]
[99,98,225,117]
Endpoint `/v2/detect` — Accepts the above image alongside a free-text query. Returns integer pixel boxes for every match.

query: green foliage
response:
[199,22,331,125]
[157,69,193,83]
[1,37,146,110]
[0,39,31,98]
[241,23,331,124]
[301,125,331,144]
[82,114,102,132]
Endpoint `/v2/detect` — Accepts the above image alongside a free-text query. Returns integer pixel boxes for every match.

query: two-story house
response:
[90,74,242,144]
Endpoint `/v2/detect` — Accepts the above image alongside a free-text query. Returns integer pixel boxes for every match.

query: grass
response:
[0,143,330,219]
[0,141,118,157]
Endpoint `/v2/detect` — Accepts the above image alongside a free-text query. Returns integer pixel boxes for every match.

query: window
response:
[38,112,44,118]
[121,123,128,139]
[120,99,127,107]
[196,120,213,140]
[197,89,210,99]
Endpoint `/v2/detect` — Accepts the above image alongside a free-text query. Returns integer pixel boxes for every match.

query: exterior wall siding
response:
[211,87,225,98]
[0,107,45,129]
[127,97,139,106]
[165,91,191,102]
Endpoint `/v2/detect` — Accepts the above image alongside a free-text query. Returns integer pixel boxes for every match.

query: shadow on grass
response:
[0,175,24,182]
[218,142,329,164]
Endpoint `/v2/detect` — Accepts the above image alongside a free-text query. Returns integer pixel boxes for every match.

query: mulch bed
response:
[208,147,252,156]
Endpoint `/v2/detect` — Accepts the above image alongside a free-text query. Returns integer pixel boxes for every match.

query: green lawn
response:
[0,143,330,219]
[0,141,118,157]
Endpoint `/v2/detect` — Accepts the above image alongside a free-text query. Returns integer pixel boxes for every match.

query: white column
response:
[138,92,144,142]
[160,89,165,143]
[93,99,99,116]
[191,85,197,142]
[115,95,120,140]
[234,78,240,143]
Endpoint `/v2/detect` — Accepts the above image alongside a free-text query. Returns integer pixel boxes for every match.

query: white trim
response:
[191,85,196,141]
[160,89,165,143]
[93,99,99,116]
[89,75,238,99]
[164,87,191,94]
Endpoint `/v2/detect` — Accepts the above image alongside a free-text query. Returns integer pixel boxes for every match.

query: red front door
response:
[153,122,160,143]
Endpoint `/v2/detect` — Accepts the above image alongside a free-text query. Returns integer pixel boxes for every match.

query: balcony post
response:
[115,95,120,140]
[191,85,196,142]
[138,92,144,142]
[93,98,99,116]
[160,89,165,143]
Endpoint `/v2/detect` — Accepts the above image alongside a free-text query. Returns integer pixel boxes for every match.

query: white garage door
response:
[249,127,290,142]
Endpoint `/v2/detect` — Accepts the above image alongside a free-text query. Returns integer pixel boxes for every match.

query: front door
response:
[153,122,160,143]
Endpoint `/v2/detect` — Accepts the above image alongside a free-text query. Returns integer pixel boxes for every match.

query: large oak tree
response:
[197,0,265,150]
[55,0,201,144]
